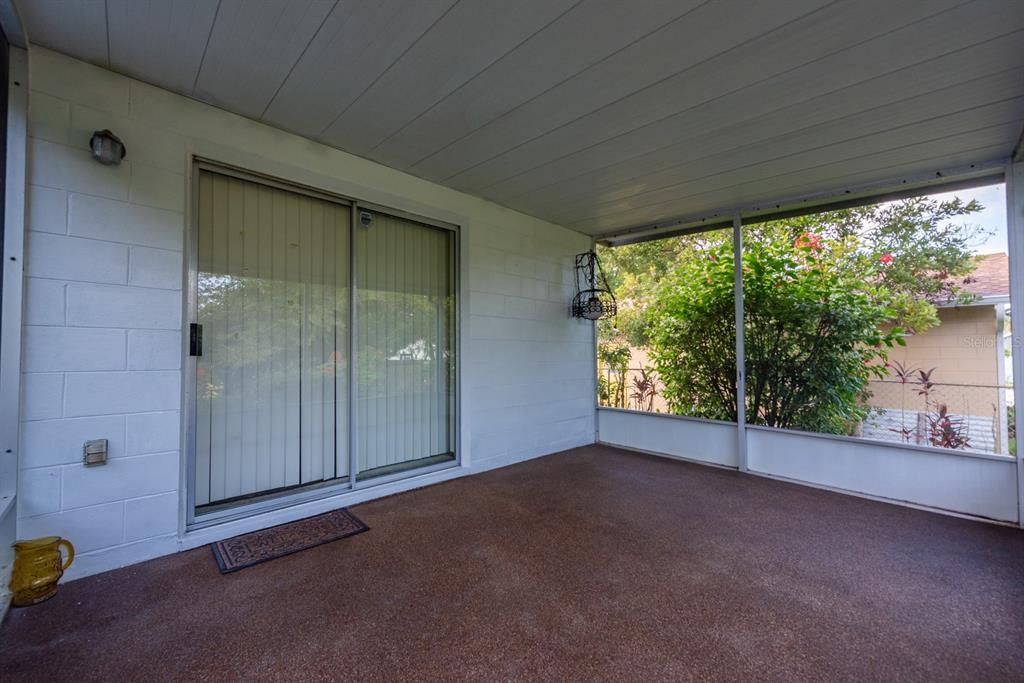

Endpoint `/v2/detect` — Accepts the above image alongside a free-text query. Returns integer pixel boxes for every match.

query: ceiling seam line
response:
[257,0,341,120]
[561,131,1024,229]
[585,151,1010,235]
[500,52,1024,212]
[486,22,1019,204]
[190,0,222,96]
[422,0,847,182]
[523,66,1024,218]
[103,0,111,67]
[561,101,1024,224]
[470,0,982,193]
[571,122,1020,226]
[572,124,1017,228]
[315,0,464,139]
[595,165,1005,243]
[441,0,987,190]
[544,105,1024,224]
[364,0,588,159]
[399,0,717,171]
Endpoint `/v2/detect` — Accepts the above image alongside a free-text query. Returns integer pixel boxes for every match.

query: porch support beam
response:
[732,213,748,472]
[597,161,1004,248]
[0,46,27,620]
[1007,161,1024,526]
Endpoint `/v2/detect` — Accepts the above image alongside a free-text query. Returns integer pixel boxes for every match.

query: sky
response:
[926,182,1007,255]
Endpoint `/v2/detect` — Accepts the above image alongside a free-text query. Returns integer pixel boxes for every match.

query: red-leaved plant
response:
[886,363,970,449]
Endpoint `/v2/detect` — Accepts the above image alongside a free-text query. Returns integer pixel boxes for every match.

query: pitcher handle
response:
[58,539,75,571]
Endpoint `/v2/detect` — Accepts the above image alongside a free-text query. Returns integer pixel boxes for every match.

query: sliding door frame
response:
[184,158,461,529]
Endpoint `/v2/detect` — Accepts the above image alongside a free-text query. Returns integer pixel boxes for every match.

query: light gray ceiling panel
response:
[499,34,1024,220]
[17,0,108,67]
[577,123,1021,232]
[482,3,1017,207]
[593,139,1013,234]
[18,0,1024,236]
[318,0,579,156]
[563,95,1024,226]
[193,0,336,119]
[435,0,978,194]
[261,0,458,139]
[106,0,219,94]
[366,0,707,170]
[407,0,835,184]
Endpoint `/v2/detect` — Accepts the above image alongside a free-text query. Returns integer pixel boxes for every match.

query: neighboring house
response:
[864,253,1011,453]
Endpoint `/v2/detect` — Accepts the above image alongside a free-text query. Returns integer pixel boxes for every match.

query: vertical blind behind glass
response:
[195,171,350,507]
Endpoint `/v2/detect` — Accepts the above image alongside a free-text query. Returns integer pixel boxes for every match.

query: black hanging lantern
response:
[571,251,617,320]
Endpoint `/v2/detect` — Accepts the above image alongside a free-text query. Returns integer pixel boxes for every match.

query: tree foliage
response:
[750,196,988,333]
[648,232,903,431]
[600,196,989,345]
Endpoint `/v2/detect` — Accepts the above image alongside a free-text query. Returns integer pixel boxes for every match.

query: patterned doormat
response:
[211,508,369,574]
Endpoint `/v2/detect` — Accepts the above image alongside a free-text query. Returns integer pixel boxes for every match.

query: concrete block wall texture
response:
[20,48,595,579]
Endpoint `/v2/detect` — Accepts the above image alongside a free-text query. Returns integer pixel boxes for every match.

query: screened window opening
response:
[743,183,1013,456]
[596,227,736,422]
[596,181,1012,457]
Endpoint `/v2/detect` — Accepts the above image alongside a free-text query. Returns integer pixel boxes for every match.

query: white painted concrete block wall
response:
[20,48,595,579]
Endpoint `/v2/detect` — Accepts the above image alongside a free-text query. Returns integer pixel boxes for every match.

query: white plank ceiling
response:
[17,0,1024,236]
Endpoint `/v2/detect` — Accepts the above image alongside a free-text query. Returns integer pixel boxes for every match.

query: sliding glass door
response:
[190,166,457,518]
[356,211,456,480]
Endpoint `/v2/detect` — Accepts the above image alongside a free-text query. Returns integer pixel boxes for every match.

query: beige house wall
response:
[868,305,1002,419]
[886,306,999,386]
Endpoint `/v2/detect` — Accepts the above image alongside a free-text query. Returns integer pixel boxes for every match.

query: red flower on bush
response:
[794,232,822,251]
[879,253,894,266]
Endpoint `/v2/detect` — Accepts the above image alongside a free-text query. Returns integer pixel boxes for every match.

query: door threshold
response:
[191,477,354,529]
[195,476,350,518]
[188,456,459,531]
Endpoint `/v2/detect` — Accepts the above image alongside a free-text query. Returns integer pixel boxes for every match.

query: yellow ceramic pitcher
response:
[9,536,75,607]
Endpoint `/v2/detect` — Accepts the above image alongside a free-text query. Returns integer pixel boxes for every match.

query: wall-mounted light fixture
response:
[89,129,126,165]
[571,251,617,321]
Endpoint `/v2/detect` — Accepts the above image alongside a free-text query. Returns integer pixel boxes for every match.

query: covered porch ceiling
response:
[16,0,1024,237]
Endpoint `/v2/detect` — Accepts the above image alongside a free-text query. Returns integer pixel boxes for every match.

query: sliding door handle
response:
[189,323,203,357]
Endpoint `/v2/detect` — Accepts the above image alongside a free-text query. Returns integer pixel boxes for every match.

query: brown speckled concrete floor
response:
[2,444,1024,681]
